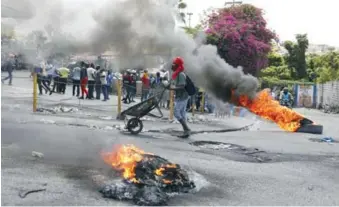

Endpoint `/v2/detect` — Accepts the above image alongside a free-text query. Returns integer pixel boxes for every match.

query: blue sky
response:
[184,0,339,46]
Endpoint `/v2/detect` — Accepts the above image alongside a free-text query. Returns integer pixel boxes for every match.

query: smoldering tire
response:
[99,154,196,206]
[100,181,169,206]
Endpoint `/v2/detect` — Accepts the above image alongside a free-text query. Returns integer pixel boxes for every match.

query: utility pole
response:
[224,0,242,7]
[186,12,193,28]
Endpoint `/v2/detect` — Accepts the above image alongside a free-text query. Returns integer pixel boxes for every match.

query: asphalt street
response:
[1,71,339,205]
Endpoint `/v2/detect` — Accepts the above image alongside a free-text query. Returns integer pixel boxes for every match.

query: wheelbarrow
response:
[118,88,166,134]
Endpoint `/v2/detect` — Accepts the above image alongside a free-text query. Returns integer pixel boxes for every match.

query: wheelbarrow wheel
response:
[127,118,143,135]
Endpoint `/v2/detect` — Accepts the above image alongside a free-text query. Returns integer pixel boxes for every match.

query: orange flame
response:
[154,164,177,176]
[101,145,178,185]
[101,144,153,183]
[233,89,304,132]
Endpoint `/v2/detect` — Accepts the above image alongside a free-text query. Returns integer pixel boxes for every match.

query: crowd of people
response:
[32,60,114,102]
[1,53,224,138]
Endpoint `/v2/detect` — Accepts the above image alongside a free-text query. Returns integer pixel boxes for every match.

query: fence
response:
[316,81,339,109]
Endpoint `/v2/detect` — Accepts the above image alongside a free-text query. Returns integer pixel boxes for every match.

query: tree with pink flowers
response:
[204,4,276,76]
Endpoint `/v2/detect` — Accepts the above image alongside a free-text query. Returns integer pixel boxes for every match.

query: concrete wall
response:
[316,81,339,108]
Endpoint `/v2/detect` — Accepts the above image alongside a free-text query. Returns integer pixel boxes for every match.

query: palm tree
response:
[295,34,309,78]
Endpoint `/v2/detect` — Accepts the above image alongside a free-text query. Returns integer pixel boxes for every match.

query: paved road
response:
[2,72,339,205]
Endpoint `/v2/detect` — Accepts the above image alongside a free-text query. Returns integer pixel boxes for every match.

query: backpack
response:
[182,73,196,96]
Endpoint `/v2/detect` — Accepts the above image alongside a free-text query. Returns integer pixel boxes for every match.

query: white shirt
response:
[100,71,107,85]
[87,67,96,81]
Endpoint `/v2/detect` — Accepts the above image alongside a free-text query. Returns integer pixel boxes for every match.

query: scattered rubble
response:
[37,106,79,114]
[39,119,56,124]
[32,151,44,158]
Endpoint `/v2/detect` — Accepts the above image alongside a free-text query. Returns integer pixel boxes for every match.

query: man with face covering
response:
[279,87,294,107]
[168,57,191,138]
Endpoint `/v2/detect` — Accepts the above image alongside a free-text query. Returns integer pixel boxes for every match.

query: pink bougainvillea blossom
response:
[204,4,277,75]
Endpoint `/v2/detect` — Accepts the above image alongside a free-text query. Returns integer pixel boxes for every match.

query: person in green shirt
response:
[168,57,191,138]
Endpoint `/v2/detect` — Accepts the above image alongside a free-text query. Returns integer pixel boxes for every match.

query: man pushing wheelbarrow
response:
[118,57,196,138]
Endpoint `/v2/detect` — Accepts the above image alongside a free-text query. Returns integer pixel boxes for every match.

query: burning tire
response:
[100,145,196,206]
[296,124,323,135]
[127,118,143,134]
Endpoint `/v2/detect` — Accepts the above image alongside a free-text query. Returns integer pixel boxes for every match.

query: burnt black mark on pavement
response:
[190,141,339,164]
[148,124,252,137]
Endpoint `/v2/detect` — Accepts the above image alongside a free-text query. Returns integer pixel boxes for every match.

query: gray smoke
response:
[3,0,259,101]
[2,0,98,64]
[87,0,259,100]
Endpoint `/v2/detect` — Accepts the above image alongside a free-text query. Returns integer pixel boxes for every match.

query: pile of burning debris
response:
[99,145,195,206]
[231,89,323,134]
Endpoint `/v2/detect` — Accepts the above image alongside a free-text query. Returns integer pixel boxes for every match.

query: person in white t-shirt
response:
[86,63,96,99]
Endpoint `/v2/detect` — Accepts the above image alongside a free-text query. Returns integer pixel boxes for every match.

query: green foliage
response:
[177,0,187,24]
[178,1,187,9]
[316,67,339,83]
[283,34,309,79]
[267,52,284,67]
[182,25,202,38]
[306,51,339,83]
[260,65,292,80]
[260,77,313,89]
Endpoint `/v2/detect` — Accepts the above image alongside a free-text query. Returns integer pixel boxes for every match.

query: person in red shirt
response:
[141,70,150,101]
[122,71,133,104]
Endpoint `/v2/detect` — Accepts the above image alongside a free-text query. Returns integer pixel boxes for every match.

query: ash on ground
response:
[37,106,79,114]
[99,154,196,206]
